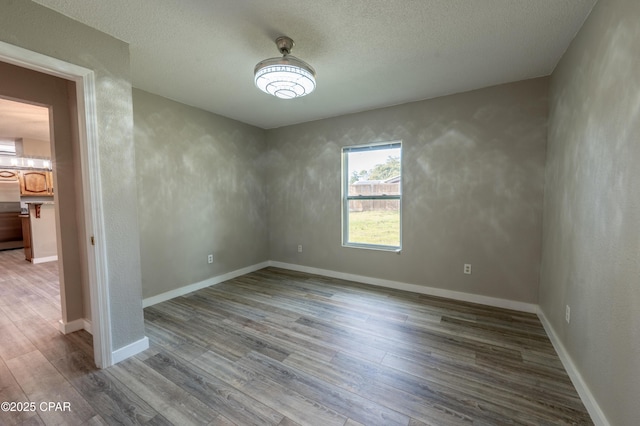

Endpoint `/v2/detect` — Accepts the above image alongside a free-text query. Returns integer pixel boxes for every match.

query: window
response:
[342,141,402,251]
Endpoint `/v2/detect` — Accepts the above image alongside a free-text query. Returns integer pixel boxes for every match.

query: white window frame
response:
[342,141,402,251]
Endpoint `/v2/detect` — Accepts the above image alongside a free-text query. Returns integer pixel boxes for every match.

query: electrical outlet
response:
[297,245,303,253]
[463,264,472,275]
[207,254,213,264]
[565,305,570,324]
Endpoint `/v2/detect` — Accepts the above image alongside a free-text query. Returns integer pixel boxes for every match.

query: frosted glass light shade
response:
[254,56,316,99]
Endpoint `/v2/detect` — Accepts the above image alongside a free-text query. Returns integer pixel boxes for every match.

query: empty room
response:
[0,0,638,425]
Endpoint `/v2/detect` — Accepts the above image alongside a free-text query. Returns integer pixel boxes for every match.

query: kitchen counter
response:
[21,203,57,263]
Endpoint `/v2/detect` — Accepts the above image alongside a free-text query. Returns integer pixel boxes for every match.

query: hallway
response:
[0,248,60,332]
[0,249,96,424]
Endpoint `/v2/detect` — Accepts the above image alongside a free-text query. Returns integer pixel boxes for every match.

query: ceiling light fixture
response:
[254,36,316,99]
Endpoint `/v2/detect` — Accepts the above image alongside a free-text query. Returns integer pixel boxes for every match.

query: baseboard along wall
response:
[537,310,610,426]
[142,261,270,308]
[32,255,58,264]
[112,337,150,365]
[58,318,92,335]
[269,261,538,313]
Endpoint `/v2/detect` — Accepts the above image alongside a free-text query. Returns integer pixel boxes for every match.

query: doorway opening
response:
[0,41,112,368]
[0,96,66,343]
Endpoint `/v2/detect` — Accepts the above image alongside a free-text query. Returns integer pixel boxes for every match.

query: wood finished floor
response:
[0,248,593,425]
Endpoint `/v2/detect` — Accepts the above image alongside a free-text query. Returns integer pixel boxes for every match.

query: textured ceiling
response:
[31,0,597,129]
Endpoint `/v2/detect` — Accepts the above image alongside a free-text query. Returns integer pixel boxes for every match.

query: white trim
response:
[143,261,270,308]
[76,66,112,368]
[342,141,403,251]
[269,261,538,313]
[536,310,609,426]
[31,255,58,264]
[143,260,536,313]
[56,318,92,335]
[83,319,93,334]
[111,337,149,365]
[58,318,85,334]
[0,42,88,80]
[0,41,112,368]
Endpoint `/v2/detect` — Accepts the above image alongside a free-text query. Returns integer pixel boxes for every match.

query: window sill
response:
[342,243,402,254]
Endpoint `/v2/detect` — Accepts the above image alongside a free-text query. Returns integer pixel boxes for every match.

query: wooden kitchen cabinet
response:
[0,169,20,181]
[19,170,53,196]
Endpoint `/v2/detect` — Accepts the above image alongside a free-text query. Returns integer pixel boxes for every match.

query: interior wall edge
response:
[536,308,610,426]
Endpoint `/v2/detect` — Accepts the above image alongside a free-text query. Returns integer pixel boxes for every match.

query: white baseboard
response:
[142,261,270,308]
[269,261,538,313]
[58,318,93,335]
[112,337,149,365]
[537,309,609,426]
[32,255,58,264]
[143,260,536,313]
[58,318,84,334]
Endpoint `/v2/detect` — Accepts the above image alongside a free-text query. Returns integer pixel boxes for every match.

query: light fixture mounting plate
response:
[275,36,295,55]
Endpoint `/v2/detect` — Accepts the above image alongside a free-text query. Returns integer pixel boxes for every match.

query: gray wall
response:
[540,0,640,424]
[267,78,548,304]
[0,0,145,351]
[133,89,269,298]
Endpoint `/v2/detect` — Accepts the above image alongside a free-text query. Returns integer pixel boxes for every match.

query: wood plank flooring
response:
[0,248,593,425]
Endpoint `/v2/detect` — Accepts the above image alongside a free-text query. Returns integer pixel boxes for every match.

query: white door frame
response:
[0,41,112,368]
